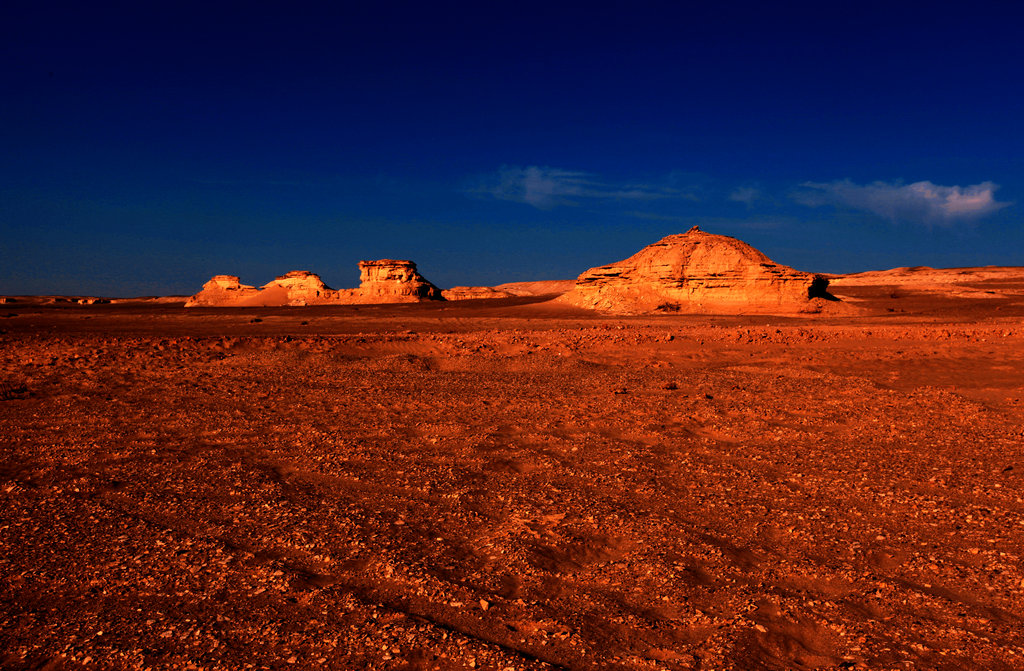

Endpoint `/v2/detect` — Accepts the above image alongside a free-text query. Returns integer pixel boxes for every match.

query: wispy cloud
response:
[728,186,763,206]
[793,179,1010,224]
[473,165,695,209]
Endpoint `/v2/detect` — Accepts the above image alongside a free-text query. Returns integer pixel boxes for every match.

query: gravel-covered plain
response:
[2,291,1023,670]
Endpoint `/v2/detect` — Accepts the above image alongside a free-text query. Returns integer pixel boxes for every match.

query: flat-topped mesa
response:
[184,275,259,307]
[558,226,830,314]
[356,259,443,302]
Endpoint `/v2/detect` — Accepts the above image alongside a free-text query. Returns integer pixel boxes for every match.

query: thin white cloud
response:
[728,186,762,206]
[794,179,1010,224]
[475,165,694,209]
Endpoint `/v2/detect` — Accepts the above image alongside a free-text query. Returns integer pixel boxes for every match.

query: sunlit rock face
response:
[355,260,443,302]
[558,227,828,314]
[184,275,259,307]
[184,261,444,307]
[261,271,331,306]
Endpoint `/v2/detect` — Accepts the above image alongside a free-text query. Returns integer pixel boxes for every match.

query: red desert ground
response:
[2,228,1024,670]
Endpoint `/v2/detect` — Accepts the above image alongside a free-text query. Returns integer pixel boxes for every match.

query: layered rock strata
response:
[356,260,444,302]
[558,227,829,314]
[185,260,444,307]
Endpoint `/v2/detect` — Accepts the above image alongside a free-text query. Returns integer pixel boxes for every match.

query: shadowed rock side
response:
[185,260,443,307]
[558,226,831,314]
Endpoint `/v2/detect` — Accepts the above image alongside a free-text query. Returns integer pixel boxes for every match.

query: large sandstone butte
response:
[558,226,830,314]
[185,260,443,307]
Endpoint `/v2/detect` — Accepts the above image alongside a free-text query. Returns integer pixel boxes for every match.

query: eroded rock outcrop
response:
[184,275,260,307]
[185,261,444,307]
[356,260,443,302]
[558,227,829,314]
[258,270,331,306]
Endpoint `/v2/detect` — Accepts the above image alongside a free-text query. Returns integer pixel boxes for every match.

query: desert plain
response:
[2,267,1024,670]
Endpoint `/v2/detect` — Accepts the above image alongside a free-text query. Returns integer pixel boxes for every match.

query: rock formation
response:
[263,270,337,306]
[265,270,329,293]
[185,261,444,307]
[557,227,830,314]
[184,275,260,307]
[356,260,443,302]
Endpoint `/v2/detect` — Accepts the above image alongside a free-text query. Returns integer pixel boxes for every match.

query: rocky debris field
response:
[1,299,1024,670]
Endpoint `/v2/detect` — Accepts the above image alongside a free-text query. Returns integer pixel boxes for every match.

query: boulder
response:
[558,227,830,314]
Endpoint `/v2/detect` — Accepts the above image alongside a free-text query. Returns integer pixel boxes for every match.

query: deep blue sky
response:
[3,1,1022,296]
